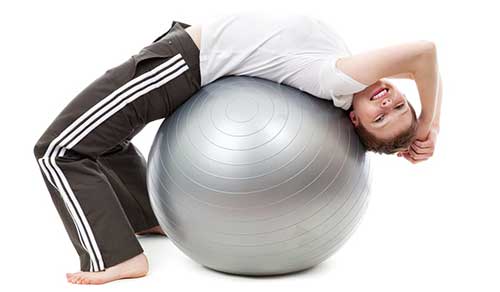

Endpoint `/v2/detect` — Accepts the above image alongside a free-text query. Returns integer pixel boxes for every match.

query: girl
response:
[33,11,441,285]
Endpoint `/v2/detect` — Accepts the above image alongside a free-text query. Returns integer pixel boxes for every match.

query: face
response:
[350,79,413,140]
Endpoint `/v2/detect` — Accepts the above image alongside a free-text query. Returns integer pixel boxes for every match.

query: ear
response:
[349,111,359,127]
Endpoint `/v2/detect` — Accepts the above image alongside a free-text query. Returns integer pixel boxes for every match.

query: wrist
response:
[431,121,440,133]
[418,113,433,127]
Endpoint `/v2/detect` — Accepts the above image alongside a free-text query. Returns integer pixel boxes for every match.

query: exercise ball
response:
[147,76,371,276]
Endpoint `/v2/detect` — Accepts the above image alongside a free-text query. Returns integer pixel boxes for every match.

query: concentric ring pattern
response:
[147,76,371,276]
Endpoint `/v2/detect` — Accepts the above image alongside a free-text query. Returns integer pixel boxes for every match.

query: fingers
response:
[402,152,417,163]
[414,139,433,149]
[397,150,427,164]
[409,143,434,159]
[402,151,427,164]
[396,128,438,164]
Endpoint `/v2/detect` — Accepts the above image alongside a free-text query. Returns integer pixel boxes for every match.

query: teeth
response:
[373,89,388,100]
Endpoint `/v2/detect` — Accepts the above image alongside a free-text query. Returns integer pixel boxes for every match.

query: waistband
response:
[153,20,200,57]
[151,20,201,89]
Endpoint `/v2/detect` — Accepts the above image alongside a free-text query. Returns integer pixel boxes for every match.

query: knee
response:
[33,136,49,160]
[33,140,44,160]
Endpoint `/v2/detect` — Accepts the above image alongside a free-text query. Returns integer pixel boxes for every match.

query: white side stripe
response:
[38,53,189,271]
[38,157,95,263]
[38,159,54,187]
[39,151,101,270]
[43,54,184,173]
[65,59,187,150]
[51,149,104,271]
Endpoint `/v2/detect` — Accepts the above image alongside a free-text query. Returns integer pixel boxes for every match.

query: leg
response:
[96,139,164,235]
[33,91,146,274]
[35,148,149,283]
[33,20,200,284]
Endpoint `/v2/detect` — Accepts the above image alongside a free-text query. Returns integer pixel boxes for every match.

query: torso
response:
[183,13,368,110]
[185,25,201,50]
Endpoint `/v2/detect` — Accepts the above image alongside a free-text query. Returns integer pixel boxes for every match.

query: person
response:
[33,11,442,285]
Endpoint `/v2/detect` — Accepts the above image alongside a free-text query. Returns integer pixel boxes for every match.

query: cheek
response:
[355,102,378,122]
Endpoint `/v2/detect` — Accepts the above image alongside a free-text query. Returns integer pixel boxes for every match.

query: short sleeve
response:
[318,56,370,110]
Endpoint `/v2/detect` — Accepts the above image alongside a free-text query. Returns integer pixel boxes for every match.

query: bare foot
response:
[66,253,148,285]
[135,225,167,236]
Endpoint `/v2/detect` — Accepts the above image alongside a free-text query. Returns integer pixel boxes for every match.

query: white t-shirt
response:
[199,12,370,110]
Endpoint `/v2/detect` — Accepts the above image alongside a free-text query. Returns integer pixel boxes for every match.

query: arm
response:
[432,72,443,131]
[402,73,442,163]
[336,40,436,87]
[412,43,439,136]
[387,72,415,79]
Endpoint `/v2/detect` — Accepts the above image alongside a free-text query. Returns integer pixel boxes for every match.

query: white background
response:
[1,0,499,290]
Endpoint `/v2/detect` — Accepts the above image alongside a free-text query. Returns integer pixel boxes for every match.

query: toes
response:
[77,275,88,285]
[65,271,97,285]
[69,275,78,284]
[65,269,128,285]
[74,275,82,284]
[67,273,84,284]
[67,274,77,283]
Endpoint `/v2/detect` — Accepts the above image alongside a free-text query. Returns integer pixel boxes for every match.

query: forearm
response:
[432,72,443,131]
[412,43,439,127]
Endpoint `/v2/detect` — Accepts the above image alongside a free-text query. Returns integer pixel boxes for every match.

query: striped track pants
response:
[32,21,201,272]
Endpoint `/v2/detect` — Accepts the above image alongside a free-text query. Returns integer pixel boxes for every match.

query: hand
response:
[397,125,439,164]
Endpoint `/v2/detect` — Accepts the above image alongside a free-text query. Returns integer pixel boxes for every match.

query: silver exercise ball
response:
[147,76,371,276]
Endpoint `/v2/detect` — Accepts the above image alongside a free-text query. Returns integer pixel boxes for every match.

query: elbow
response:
[410,40,438,78]
[414,40,437,67]
[418,40,437,56]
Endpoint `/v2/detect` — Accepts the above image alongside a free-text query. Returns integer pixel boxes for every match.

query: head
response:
[349,79,417,154]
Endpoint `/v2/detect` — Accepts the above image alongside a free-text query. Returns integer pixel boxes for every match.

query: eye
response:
[374,115,385,123]
[395,103,405,110]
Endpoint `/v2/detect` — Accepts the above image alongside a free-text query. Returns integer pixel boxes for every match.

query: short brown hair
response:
[353,102,418,154]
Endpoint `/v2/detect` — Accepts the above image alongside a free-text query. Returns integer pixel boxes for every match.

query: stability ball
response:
[147,76,371,276]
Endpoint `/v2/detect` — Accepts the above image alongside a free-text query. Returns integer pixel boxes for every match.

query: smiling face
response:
[350,79,414,141]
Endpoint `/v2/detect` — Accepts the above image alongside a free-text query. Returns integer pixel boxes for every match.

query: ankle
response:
[115,253,148,278]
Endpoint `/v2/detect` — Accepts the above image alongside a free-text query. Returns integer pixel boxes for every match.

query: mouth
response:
[370,87,389,101]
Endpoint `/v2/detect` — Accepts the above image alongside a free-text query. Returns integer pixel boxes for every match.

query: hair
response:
[353,101,418,154]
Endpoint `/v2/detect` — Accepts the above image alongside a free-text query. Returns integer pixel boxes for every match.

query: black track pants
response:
[33,20,201,272]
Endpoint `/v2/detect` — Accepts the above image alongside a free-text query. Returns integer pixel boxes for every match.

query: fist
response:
[398,127,439,164]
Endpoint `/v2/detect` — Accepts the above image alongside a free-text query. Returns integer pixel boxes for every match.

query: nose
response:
[381,97,392,108]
